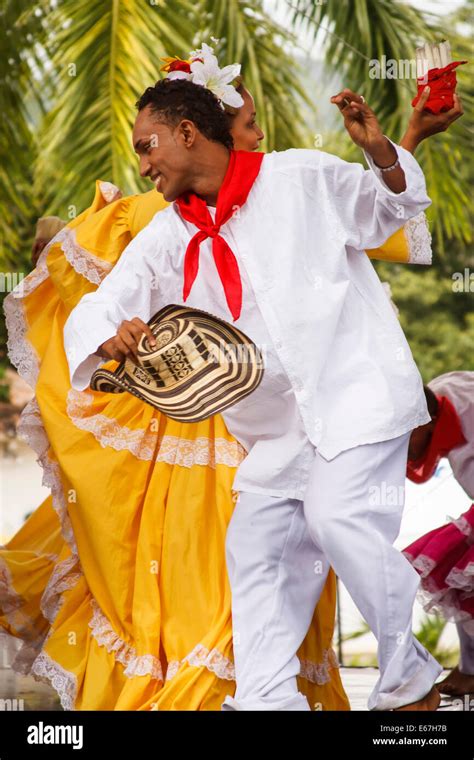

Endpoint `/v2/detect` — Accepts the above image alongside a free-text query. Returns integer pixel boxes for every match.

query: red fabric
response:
[175,149,265,322]
[403,503,474,626]
[407,395,467,484]
[169,60,191,73]
[412,60,467,114]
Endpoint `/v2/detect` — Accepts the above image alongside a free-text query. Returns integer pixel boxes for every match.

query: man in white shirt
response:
[64,77,442,710]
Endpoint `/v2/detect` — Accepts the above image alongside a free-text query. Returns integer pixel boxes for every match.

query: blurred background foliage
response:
[0,0,472,382]
[339,613,459,668]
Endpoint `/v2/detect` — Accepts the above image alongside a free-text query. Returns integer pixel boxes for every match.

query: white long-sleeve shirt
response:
[64,137,432,497]
[194,204,317,499]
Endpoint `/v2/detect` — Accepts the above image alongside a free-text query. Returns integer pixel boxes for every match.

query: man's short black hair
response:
[423,385,439,420]
[136,79,234,150]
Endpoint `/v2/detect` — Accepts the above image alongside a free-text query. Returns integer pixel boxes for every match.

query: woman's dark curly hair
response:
[136,79,234,150]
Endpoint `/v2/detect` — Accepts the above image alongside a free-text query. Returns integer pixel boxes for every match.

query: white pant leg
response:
[303,432,443,710]
[458,623,474,675]
[222,491,330,711]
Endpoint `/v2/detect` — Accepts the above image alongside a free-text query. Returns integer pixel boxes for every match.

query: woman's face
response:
[229,88,264,151]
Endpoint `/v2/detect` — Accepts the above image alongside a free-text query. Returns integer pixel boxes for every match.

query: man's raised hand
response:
[331,87,408,192]
[330,88,387,153]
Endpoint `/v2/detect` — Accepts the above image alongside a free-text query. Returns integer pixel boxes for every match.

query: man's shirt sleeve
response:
[272,138,431,253]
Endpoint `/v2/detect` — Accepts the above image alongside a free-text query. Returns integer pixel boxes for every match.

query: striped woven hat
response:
[90,304,265,422]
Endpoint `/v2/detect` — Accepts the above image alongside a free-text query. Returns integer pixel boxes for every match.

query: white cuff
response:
[64,320,118,391]
[72,353,107,391]
[363,135,427,200]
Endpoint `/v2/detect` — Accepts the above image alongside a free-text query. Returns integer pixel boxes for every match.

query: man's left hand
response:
[331,89,386,153]
[331,88,408,193]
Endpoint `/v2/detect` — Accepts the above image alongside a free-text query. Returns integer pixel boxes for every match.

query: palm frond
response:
[0,0,49,267]
[286,0,472,251]
[34,0,195,218]
[194,0,314,151]
[288,0,436,123]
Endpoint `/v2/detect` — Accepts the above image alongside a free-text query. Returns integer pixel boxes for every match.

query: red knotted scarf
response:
[407,394,467,483]
[412,60,467,114]
[174,149,265,322]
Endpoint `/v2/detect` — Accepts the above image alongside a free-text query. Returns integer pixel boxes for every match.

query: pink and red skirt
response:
[403,504,474,634]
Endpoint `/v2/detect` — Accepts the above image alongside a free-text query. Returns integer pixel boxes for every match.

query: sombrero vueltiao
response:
[90,304,265,423]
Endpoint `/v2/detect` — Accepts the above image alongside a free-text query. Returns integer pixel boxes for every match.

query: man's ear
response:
[178,119,197,148]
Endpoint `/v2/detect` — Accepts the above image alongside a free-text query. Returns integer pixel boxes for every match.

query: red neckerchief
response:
[412,60,467,114]
[174,149,265,322]
[407,394,467,483]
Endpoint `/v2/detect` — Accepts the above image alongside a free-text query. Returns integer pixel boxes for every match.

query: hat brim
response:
[90,304,264,422]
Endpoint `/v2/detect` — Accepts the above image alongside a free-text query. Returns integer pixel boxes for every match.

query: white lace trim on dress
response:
[0,557,62,678]
[446,564,474,592]
[3,223,110,387]
[3,232,57,386]
[98,181,122,203]
[403,551,437,578]
[299,647,340,685]
[89,599,164,681]
[0,558,48,652]
[17,399,77,552]
[30,650,78,711]
[405,212,432,265]
[166,645,235,682]
[89,597,339,689]
[40,554,83,624]
[66,388,247,467]
[58,227,114,284]
[450,513,474,543]
[2,395,83,672]
[165,646,339,685]
[2,568,342,710]
[416,585,473,629]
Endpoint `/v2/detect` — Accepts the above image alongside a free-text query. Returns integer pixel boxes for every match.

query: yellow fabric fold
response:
[366,226,410,263]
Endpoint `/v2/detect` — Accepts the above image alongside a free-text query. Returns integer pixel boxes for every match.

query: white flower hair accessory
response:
[160,42,244,110]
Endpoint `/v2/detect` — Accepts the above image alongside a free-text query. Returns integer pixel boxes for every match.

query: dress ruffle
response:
[403,504,474,634]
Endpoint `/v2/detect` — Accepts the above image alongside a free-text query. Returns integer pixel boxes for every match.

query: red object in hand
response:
[412,60,467,114]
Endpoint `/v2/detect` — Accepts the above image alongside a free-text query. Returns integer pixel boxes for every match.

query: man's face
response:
[132,105,195,201]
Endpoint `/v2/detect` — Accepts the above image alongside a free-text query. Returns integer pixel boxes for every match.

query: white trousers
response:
[222,432,442,711]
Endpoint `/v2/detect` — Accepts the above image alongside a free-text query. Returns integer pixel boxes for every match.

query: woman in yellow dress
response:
[0,70,456,710]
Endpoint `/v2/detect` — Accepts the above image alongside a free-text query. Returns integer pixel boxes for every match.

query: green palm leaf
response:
[1,0,471,268]
[288,0,436,123]
[0,0,48,266]
[34,0,195,218]
[197,0,313,150]
[287,0,472,250]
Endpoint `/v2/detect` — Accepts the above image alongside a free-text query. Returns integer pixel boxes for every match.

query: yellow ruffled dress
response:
[1,182,353,711]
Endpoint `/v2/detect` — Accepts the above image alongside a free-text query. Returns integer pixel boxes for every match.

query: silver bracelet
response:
[374,157,400,173]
